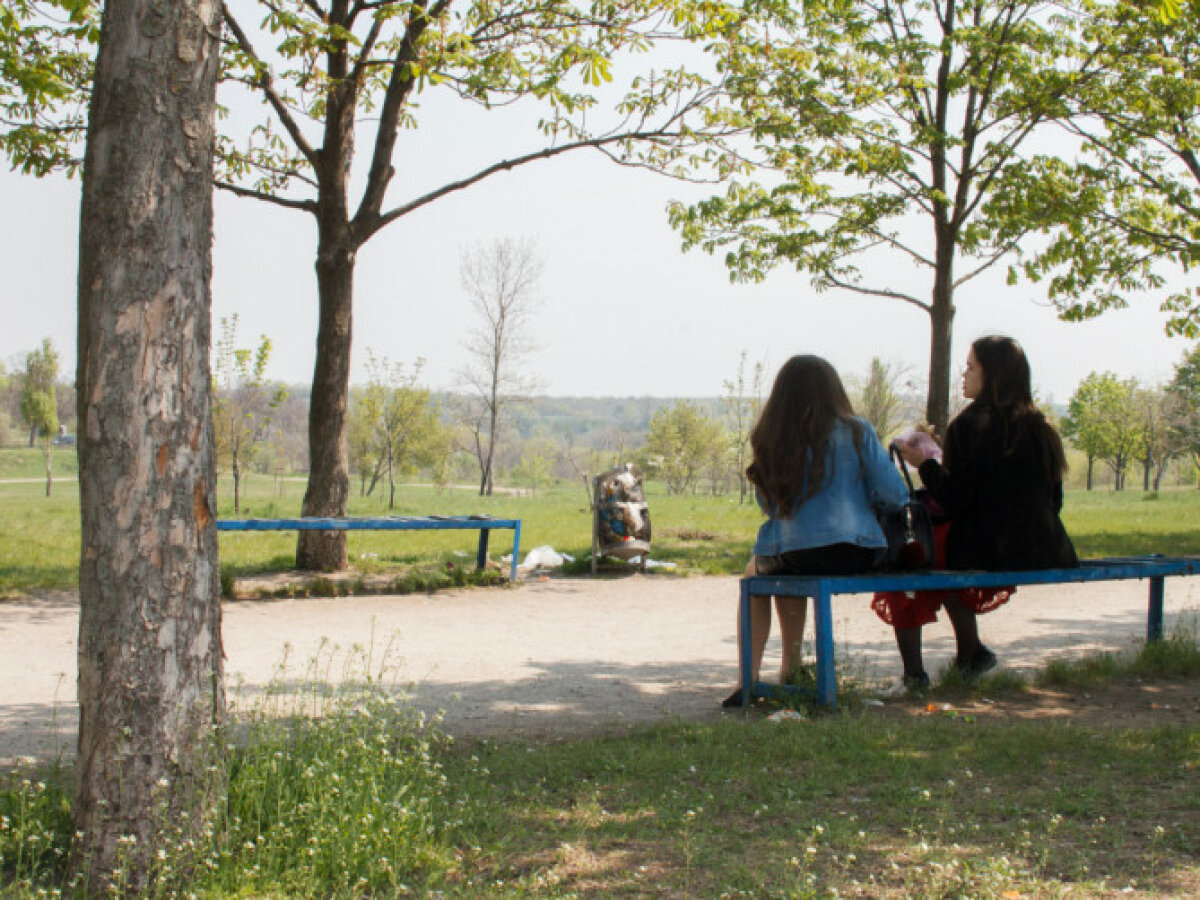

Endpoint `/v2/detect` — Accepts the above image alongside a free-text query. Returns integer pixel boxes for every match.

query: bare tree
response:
[722,350,764,504]
[74,0,224,889]
[457,237,543,496]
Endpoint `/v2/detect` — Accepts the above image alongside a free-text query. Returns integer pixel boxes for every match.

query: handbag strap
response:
[888,442,918,495]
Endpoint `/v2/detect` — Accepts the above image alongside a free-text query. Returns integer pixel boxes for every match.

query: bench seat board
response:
[217,516,523,582]
[739,555,1200,708]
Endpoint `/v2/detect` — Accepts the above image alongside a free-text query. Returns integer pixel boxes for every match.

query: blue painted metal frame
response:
[738,555,1200,709]
[217,515,523,582]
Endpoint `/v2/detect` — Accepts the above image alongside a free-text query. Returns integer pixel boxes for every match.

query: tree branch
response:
[354,0,452,226]
[221,4,320,169]
[367,128,704,242]
[214,180,319,213]
[819,275,931,313]
[952,239,1021,288]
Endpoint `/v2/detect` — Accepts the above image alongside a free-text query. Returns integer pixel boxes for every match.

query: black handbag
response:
[879,443,936,570]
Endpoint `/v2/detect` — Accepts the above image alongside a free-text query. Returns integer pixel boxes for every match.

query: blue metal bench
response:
[217,515,523,583]
[739,555,1200,708]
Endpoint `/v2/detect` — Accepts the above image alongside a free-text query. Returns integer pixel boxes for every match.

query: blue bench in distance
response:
[739,555,1200,708]
[217,515,523,583]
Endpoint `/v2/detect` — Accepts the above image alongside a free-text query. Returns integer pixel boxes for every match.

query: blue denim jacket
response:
[752,418,909,556]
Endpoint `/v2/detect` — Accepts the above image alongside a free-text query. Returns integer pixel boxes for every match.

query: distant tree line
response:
[1063,344,1200,492]
[11,336,1200,499]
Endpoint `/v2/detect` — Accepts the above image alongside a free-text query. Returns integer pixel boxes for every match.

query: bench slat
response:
[739,555,1200,709]
[217,516,523,581]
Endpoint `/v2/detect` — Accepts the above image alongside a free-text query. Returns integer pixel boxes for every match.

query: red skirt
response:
[870,522,1014,629]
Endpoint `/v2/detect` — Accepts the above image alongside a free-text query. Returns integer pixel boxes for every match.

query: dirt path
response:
[3,573,1199,762]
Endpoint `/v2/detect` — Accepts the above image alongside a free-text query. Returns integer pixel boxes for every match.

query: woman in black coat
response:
[885,335,1077,688]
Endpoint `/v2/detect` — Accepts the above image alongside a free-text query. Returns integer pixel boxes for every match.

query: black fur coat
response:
[918,401,1079,571]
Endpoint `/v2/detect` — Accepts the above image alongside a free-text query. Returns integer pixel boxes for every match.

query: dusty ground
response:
[3,572,1199,763]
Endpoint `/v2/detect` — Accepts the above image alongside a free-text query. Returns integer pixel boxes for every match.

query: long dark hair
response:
[969,335,1068,477]
[747,355,860,516]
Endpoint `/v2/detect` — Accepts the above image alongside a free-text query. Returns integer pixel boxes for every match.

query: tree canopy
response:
[0,0,95,175]
[1014,0,1200,335]
[671,0,1100,433]
[4,0,741,569]
[216,0,739,568]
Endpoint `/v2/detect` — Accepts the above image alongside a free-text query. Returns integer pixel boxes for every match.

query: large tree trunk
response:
[296,48,357,571]
[297,238,354,569]
[74,0,224,889]
[926,229,956,436]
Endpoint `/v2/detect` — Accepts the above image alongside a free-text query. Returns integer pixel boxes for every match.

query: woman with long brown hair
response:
[724,355,908,708]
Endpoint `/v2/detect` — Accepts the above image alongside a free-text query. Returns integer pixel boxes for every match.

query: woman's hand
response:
[897,439,927,467]
[895,428,942,466]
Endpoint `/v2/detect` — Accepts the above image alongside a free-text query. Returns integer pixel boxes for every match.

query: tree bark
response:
[74,0,224,890]
[297,235,354,569]
[926,224,957,436]
[296,225,351,553]
[296,26,357,571]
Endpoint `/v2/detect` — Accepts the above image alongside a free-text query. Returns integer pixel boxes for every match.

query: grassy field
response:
[3,635,1199,897]
[3,446,1200,597]
[2,448,1199,896]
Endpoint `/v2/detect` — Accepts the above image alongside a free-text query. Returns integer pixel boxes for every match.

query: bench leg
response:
[510,522,521,582]
[738,580,754,708]
[1147,576,1164,643]
[813,584,836,707]
[476,529,490,573]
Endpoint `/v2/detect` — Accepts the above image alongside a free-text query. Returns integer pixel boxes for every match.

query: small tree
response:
[645,400,726,496]
[511,437,556,495]
[722,351,764,504]
[352,354,447,509]
[20,337,59,496]
[1167,342,1200,487]
[1132,386,1176,492]
[856,357,919,444]
[347,385,381,498]
[1062,372,1142,490]
[457,237,544,496]
[20,337,58,444]
[212,316,287,514]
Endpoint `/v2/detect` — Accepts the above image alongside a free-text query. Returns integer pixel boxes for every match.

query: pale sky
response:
[0,90,1191,408]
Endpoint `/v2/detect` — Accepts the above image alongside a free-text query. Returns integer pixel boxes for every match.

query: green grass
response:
[1060,487,1200,557]
[0,447,78,481]
[0,461,763,597]
[3,446,1200,598]
[3,633,1199,897]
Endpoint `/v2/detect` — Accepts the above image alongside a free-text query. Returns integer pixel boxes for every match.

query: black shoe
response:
[722,688,772,709]
[903,672,931,692]
[956,647,997,679]
[722,688,746,709]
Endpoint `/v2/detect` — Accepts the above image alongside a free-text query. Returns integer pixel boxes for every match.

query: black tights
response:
[895,594,983,678]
